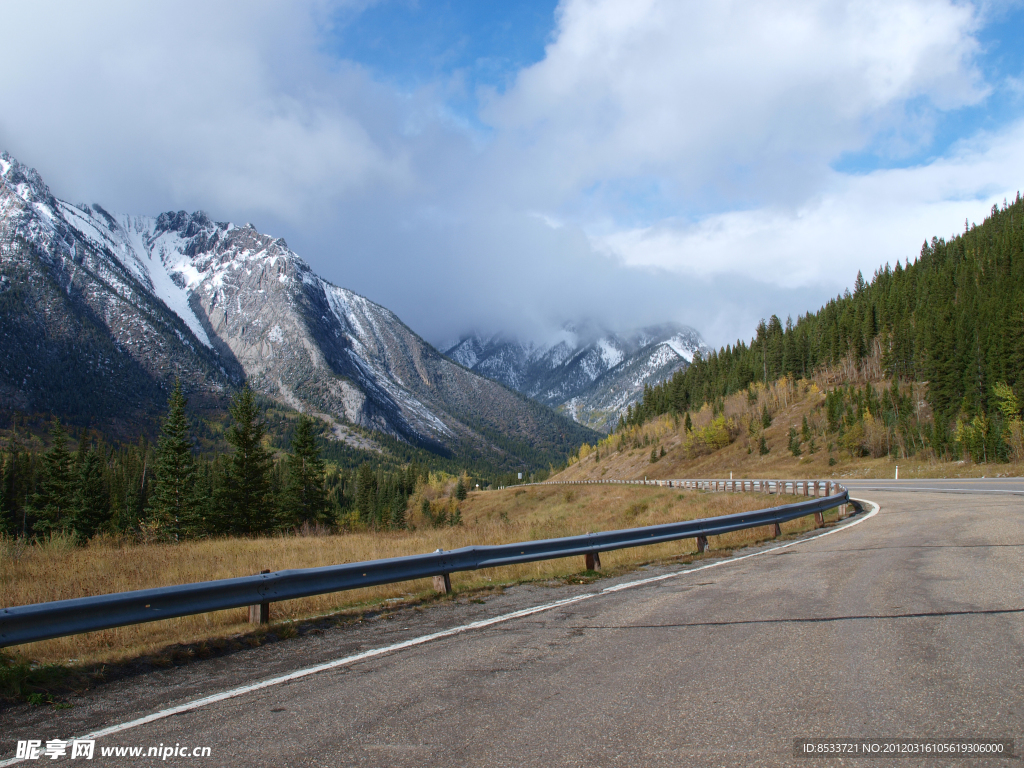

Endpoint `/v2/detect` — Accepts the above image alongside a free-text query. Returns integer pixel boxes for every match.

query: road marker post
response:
[432,549,452,595]
[249,570,271,625]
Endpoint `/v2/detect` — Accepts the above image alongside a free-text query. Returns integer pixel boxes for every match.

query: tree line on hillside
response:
[619,194,1024,462]
[0,383,464,542]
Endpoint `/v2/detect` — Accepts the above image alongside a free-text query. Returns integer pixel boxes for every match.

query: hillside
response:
[612,195,1024,470]
[555,371,1024,483]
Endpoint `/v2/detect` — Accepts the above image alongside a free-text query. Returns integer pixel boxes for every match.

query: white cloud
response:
[0,1,410,220]
[486,0,987,212]
[594,119,1024,295]
[0,0,1012,350]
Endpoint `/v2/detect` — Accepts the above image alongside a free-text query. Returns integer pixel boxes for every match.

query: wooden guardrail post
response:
[696,535,708,553]
[249,569,271,624]
[432,549,452,595]
[585,551,602,570]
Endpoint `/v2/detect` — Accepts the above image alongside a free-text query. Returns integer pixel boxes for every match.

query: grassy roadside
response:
[0,483,838,704]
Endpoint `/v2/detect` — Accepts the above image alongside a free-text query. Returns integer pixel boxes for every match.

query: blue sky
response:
[834,2,1024,176]
[329,2,557,101]
[2,0,1023,346]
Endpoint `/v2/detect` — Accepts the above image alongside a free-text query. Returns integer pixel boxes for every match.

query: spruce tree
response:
[149,381,198,538]
[281,415,327,528]
[217,386,275,535]
[72,443,108,540]
[788,427,802,457]
[0,451,7,536]
[355,463,375,525]
[389,494,406,529]
[33,420,75,536]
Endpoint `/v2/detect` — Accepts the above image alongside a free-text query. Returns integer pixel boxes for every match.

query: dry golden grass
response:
[0,485,822,667]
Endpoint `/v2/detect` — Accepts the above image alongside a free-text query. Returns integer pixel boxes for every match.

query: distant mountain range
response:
[0,152,597,470]
[442,324,710,432]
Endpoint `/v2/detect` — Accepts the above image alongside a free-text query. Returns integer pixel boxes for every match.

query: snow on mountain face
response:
[442,323,711,432]
[0,152,595,463]
[53,202,214,348]
[0,153,231,423]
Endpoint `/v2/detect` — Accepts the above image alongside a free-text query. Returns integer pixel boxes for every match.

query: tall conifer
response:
[217,386,275,534]
[149,381,198,538]
[33,420,74,536]
[72,443,108,539]
[281,415,327,528]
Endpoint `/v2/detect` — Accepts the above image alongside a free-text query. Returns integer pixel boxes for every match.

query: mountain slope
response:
[0,152,597,467]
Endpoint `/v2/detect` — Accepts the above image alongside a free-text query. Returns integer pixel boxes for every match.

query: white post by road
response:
[895,465,899,480]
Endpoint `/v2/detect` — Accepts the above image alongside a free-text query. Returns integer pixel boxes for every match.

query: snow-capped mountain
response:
[0,152,595,465]
[442,323,710,432]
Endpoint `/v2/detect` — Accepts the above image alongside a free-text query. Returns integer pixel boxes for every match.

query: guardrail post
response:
[249,569,271,625]
[696,535,708,553]
[433,574,452,594]
[585,552,602,570]
[772,521,782,537]
[432,550,452,595]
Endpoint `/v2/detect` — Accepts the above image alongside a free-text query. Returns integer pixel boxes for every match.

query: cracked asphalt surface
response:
[3,482,1023,766]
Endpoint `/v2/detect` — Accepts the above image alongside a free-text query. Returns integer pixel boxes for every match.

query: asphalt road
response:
[843,477,1024,494]
[3,482,1023,767]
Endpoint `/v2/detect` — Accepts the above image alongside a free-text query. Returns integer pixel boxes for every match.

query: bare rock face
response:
[0,153,595,465]
[443,323,711,432]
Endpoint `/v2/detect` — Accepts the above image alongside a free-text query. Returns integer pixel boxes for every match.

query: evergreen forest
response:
[0,383,490,542]
[620,195,1024,463]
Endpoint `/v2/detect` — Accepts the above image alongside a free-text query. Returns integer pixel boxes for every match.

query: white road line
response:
[0,499,880,766]
[844,486,1024,495]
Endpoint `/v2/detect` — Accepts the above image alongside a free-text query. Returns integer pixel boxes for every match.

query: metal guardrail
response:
[0,479,848,648]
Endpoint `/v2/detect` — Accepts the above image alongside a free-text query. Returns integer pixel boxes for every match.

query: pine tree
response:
[71,443,108,539]
[149,381,198,538]
[281,415,327,528]
[217,386,275,535]
[356,463,376,525]
[0,451,7,537]
[389,495,406,529]
[33,420,75,536]
[455,477,467,501]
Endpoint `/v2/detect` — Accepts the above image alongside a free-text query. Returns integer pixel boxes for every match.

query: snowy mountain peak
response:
[442,323,711,431]
[1,152,595,465]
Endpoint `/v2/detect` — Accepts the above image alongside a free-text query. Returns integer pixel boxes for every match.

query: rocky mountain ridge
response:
[0,152,596,468]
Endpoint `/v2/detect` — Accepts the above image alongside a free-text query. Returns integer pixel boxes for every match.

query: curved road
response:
[3,480,1023,766]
